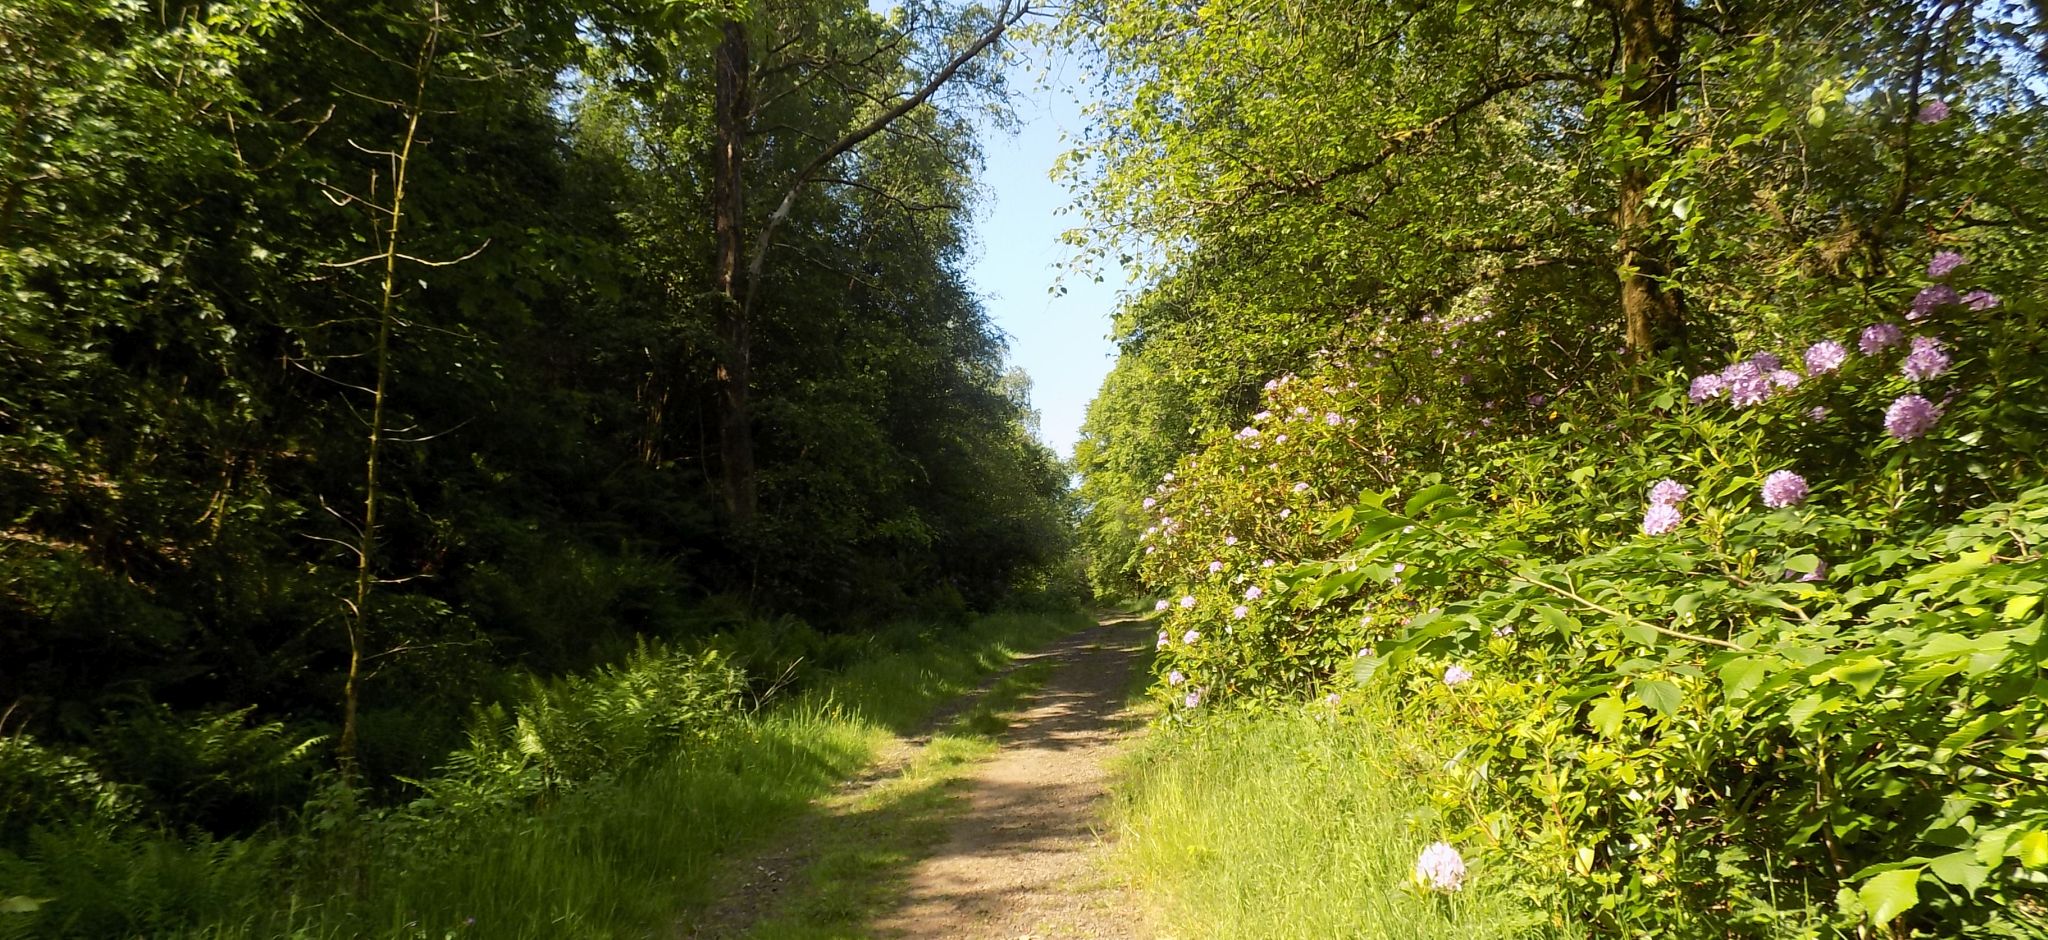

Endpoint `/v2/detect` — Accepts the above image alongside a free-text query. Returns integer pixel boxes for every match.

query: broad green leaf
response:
[1588,695,1628,737]
[1858,868,1921,925]
[1403,484,1459,517]
[1928,851,1990,893]
[1633,679,1681,717]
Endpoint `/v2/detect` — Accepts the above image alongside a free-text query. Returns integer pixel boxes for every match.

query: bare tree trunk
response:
[712,18,757,524]
[336,9,441,785]
[1616,0,1686,363]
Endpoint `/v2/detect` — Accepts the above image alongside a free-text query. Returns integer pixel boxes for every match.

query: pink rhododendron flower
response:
[1928,251,1966,278]
[1649,479,1688,506]
[1761,470,1809,509]
[1964,290,2000,311]
[1885,394,1941,440]
[1804,340,1848,374]
[1902,335,1951,381]
[1415,842,1467,892]
[1918,98,1950,123]
[1860,323,1904,355]
[1642,503,1682,536]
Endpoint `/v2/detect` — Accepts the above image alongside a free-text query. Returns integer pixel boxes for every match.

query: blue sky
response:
[964,47,1126,460]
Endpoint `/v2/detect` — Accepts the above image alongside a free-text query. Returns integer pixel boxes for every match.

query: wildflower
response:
[1261,559,1275,568]
[1725,362,1773,407]
[1254,410,1273,422]
[1902,335,1951,381]
[1244,585,1263,601]
[1183,629,1200,644]
[1803,340,1848,374]
[1910,284,1960,320]
[1264,379,1279,391]
[1964,289,2000,311]
[1232,605,1248,620]
[1163,472,1175,482]
[1443,664,1473,687]
[1275,434,1288,444]
[1761,470,1809,509]
[1184,688,1203,708]
[1808,406,1830,422]
[1279,508,1292,519]
[1492,623,1516,638]
[1528,393,1549,408]
[1224,535,1237,546]
[1179,595,1197,609]
[1642,503,1682,536]
[1168,669,1185,686]
[1325,692,1341,706]
[1325,412,1343,426]
[1688,373,1728,402]
[1918,98,1950,123]
[1751,352,1783,371]
[1155,599,1169,612]
[1142,497,1156,509]
[1292,482,1310,493]
[1859,323,1904,355]
[1208,560,1224,574]
[1414,842,1468,892]
[1649,479,1688,506]
[1145,546,1156,555]
[1293,406,1309,416]
[1928,251,1966,279]
[1157,630,1168,649]
[1769,369,1802,390]
[1885,394,1941,440]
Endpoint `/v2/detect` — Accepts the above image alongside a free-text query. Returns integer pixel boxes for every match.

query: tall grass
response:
[1109,693,1571,940]
[1,611,1083,939]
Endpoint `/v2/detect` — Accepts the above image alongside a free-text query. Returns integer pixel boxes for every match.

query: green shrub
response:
[1135,248,2048,934]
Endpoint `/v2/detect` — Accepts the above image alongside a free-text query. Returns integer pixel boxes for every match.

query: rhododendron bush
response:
[1135,262,2048,933]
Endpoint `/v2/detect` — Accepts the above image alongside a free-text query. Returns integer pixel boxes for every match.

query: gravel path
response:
[868,617,1154,939]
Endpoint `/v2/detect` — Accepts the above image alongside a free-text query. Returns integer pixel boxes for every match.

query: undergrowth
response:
[0,610,1084,938]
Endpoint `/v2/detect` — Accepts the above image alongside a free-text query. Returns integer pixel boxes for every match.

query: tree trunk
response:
[1615,0,1686,362]
[712,19,757,523]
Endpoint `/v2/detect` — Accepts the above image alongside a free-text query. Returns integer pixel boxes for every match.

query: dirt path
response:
[868,617,1153,939]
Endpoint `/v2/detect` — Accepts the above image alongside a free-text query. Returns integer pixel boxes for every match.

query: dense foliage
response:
[1071,0,2048,934]
[1,0,1068,873]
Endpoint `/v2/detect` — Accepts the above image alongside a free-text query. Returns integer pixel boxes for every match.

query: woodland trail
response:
[685,614,1156,939]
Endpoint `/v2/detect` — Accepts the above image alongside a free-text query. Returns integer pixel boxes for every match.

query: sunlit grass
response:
[4,612,1084,940]
[1109,695,1574,940]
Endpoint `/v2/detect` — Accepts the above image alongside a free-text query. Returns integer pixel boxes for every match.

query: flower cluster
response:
[1414,842,1467,892]
[1641,478,1687,536]
[1689,247,1983,441]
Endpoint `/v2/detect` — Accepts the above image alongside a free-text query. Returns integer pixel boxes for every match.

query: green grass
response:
[736,661,1056,939]
[1,611,1084,940]
[1108,693,1570,940]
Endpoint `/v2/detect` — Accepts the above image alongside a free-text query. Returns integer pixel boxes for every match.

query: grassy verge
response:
[1108,692,1569,940]
[2,611,1084,940]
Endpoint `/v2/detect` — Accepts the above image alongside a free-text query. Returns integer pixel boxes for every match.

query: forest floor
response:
[683,613,1157,939]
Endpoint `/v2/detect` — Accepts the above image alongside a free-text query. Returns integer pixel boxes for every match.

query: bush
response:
[1135,249,2048,934]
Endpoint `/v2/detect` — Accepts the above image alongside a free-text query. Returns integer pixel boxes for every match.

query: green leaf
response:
[1620,618,1658,646]
[1819,657,1886,697]
[1403,484,1459,517]
[1633,678,1681,717]
[2020,831,2048,868]
[1859,868,1921,925]
[1588,695,1628,737]
[0,896,50,914]
[1928,850,1990,894]
[1720,656,1770,700]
